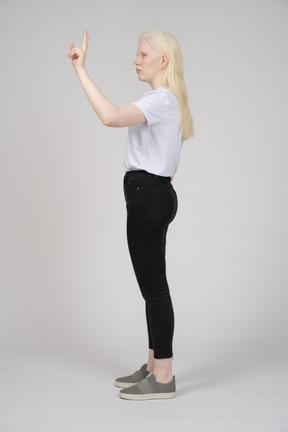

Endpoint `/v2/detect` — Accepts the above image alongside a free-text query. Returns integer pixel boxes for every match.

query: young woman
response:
[68,29,194,400]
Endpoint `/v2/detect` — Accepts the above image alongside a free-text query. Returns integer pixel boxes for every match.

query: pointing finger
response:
[81,30,89,51]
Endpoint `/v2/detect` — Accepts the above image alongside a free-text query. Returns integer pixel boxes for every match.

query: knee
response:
[145,289,172,307]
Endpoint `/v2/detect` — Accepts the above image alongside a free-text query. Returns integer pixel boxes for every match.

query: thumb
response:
[70,44,75,49]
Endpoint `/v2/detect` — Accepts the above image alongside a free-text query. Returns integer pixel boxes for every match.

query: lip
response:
[136,69,141,73]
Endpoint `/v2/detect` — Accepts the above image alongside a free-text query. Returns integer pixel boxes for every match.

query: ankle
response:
[147,348,154,372]
[151,357,173,382]
[146,362,153,372]
[152,370,173,384]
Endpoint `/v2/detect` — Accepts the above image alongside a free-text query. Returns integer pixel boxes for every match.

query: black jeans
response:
[123,170,178,359]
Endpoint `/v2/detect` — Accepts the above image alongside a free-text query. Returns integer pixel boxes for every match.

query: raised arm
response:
[68,30,146,127]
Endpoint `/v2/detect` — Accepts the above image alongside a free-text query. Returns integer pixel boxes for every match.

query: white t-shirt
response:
[124,87,183,177]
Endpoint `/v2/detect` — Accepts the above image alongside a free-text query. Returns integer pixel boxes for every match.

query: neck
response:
[150,74,164,90]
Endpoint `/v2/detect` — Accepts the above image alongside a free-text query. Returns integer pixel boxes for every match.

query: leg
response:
[147,348,154,372]
[144,226,174,383]
[127,211,175,360]
[124,176,178,383]
[146,348,173,383]
[145,300,154,352]
[145,223,169,354]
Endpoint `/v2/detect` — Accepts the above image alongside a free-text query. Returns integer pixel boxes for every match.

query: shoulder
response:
[140,88,169,103]
[133,88,169,112]
[137,87,179,111]
[145,87,179,112]
[132,88,170,126]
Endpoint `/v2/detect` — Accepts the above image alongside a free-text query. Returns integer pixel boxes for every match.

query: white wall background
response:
[0,0,287,375]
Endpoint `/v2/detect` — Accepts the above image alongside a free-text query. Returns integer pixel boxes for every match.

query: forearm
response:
[75,68,117,124]
[171,168,177,182]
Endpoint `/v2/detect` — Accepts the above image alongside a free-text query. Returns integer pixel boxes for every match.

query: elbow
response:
[102,116,111,127]
[101,114,116,127]
[102,108,118,127]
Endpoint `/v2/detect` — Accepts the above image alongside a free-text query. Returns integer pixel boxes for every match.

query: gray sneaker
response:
[114,363,150,388]
[119,372,176,400]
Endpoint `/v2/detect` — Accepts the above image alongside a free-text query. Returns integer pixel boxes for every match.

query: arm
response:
[75,69,146,127]
[69,30,146,127]
[171,169,177,182]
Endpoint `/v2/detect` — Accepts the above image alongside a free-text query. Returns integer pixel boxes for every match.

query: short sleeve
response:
[132,90,169,126]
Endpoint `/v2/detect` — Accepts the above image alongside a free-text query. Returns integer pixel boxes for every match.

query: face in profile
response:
[134,38,166,86]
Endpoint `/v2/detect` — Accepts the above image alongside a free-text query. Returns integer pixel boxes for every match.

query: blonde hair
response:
[138,29,195,141]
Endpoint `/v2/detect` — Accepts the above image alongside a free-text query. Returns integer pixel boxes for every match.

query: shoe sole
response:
[114,380,138,388]
[119,391,176,400]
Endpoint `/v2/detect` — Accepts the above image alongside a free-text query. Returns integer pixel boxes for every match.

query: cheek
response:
[146,60,158,74]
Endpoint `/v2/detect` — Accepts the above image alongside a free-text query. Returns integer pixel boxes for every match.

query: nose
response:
[134,54,140,66]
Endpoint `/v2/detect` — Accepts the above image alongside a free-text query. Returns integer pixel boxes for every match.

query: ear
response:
[161,54,169,69]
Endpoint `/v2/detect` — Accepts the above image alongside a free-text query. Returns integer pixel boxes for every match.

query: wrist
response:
[75,67,87,77]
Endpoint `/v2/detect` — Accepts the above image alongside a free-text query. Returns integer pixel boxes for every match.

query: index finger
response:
[81,29,89,51]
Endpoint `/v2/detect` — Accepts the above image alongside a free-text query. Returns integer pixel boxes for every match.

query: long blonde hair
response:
[138,29,195,141]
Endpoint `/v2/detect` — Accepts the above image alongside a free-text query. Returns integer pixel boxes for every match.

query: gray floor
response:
[1,349,287,432]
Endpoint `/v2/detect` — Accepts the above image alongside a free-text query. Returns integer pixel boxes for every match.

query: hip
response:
[123,170,178,225]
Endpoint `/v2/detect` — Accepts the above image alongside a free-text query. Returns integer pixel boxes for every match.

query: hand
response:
[68,30,89,72]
